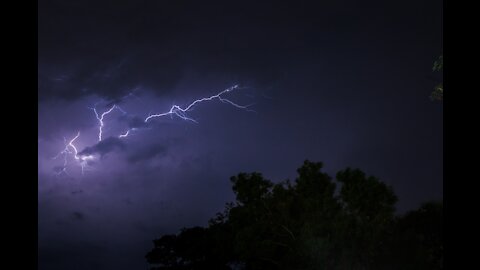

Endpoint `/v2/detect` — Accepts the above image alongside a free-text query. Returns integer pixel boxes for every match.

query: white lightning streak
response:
[54,84,253,175]
[118,130,130,138]
[92,104,125,141]
[144,85,252,123]
[53,132,80,175]
[53,132,95,175]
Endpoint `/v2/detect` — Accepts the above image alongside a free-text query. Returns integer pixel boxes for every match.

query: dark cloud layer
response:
[127,143,168,164]
[72,211,85,221]
[78,137,126,157]
[38,0,317,101]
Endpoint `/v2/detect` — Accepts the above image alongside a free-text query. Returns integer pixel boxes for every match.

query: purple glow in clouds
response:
[54,85,252,175]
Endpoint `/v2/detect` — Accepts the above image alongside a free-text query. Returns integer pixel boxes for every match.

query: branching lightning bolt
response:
[53,132,95,175]
[91,104,126,141]
[112,85,252,140]
[53,132,80,175]
[54,84,253,176]
[144,84,253,123]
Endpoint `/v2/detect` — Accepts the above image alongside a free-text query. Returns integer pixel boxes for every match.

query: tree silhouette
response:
[431,55,443,101]
[146,160,442,270]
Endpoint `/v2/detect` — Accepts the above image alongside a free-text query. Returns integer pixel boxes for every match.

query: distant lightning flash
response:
[118,130,130,138]
[144,84,253,123]
[54,85,252,176]
[53,137,72,176]
[118,128,138,138]
[53,132,95,175]
[53,132,80,175]
[91,104,126,141]
[53,131,80,160]
[113,85,252,139]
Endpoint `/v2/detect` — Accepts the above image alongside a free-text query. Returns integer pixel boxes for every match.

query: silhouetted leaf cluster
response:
[431,55,443,101]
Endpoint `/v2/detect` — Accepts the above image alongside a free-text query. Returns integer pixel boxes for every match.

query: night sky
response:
[38,0,443,269]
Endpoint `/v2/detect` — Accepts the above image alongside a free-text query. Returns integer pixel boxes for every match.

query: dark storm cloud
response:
[38,0,187,101]
[127,143,169,164]
[71,190,83,195]
[38,50,185,101]
[72,211,85,221]
[37,0,300,102]
[78,137,126,157]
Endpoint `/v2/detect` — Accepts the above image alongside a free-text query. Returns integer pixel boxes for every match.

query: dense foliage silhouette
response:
[146,160,442,270]
[431,54,443,101]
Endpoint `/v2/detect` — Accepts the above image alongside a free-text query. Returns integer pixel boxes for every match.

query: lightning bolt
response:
[53,132,80,160]
[68,131,80,158]
[54,84,253,176]
[111,85,252,139]
[119,129,132,138]
[53,132,80,175]
[53,137,71,176]
[91,104,126,141]
[144,84,253,123]
[53,132,95,175]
